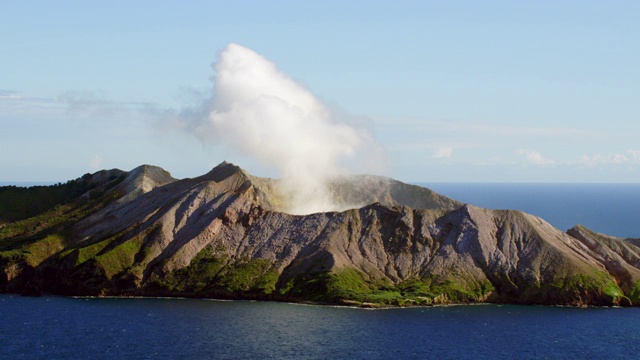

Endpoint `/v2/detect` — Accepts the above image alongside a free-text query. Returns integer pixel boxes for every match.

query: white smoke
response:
[189,43,385,214]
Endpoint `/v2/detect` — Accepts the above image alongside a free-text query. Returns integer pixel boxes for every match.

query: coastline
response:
[3,291,625,310]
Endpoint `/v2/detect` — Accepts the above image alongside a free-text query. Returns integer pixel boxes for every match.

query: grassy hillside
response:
[0,173,127,224]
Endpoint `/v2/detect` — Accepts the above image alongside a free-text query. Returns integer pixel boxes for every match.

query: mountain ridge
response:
[1,161,639,307]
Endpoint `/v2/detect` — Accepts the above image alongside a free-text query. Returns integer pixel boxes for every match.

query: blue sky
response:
[1,1,639,183]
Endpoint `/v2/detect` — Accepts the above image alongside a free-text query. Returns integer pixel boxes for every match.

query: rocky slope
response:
[1,162,639,307]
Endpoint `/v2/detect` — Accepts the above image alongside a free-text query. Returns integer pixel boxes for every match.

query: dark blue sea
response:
[2,183,640,359]
[1,295,639,359]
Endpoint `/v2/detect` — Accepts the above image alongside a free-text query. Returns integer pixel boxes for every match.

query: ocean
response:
[1,183,640,359]
[1,295,639,359]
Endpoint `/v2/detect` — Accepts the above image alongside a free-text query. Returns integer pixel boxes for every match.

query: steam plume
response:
[196,43,384,214]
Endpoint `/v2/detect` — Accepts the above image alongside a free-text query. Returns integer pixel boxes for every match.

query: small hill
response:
[0,169,127,224]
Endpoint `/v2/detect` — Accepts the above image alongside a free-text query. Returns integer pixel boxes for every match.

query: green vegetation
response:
[22,233,66,266]
[1,204,77,245]
[628,281,640,305]
[1,177,126,253]
[153,247,227,292]
[398,277,495,302]
[0,181,88,224]
[93,237,144,278]
[0,172,127,287]
[74,238,113,266]
[1,199,110,268]
[283,268,495,306]
[150,248,279,297]
[547,271,628,305]
[0,202,83,267]
[220,258,278,293]
[0,173,125,224]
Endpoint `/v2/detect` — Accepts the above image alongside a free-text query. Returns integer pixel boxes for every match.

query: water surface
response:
[1,295,639,359]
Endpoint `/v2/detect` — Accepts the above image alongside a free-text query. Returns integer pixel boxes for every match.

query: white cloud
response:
[0,91,63,115]
[627,149,640,162]
[517,149,556,165]
[579,149,640,166]
[613,154,628,164]
[58,91,152,119]
[434,146,453,158]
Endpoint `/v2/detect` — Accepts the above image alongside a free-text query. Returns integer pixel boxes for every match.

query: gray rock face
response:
[2,161,640,306]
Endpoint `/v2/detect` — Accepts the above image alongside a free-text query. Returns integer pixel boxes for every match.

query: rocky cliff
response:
[1,162,639,307]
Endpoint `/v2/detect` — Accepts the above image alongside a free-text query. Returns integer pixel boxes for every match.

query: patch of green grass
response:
[0,204,74,243]
[219,258,275,293]
[0,248,26,265]
[167,248,228,292]
[325,268,371,297]
[23,233,66,266]
[150,248,280,297]
[56,229,131,274]
[0,183,127,282]
[396,276,495,304]
[0,173,127,225]
[0,232,67,268]
[397,277,434,296]
[93,237,143,279]
[251,267,279,294]
[76,239,112,266]
[362,290,404,305]
[283,269,496,306]
[628,280,640,305]
[151,247,228,292]
[434,279,495,300]
[283,268,372,303]
[547,271,627,304]
[278,278,296,296]
[1,175,126,256]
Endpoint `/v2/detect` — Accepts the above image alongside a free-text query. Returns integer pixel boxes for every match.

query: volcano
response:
[2,162,640,307]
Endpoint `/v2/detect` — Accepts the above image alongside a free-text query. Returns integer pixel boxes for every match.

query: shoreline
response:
[1,291,626,310]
